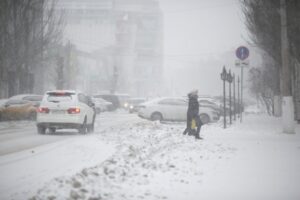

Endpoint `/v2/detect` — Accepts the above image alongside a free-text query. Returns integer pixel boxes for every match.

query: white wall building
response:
[56,0,164,97]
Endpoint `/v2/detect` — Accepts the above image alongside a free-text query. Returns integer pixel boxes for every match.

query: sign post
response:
[235,46,249,122]
[220,66,227,129]
[227,70,233,125]
[233,73,236,121]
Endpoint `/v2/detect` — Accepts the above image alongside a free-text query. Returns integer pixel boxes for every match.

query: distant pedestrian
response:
[183,90,203,139]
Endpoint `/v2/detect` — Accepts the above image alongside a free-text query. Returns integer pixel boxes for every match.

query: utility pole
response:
[228,70,232,125]
[280,0,295,133]
[221,66,227,129]
[240,65,243,122]
[238,76,240,119]
[233,73,236,121]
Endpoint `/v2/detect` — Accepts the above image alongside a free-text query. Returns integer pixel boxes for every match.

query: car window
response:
[5,99,28,106]
[78,94,88,105]
[47,94,73,102]
[169,99,187,106]
[129,99,146,105]
[95,95,120,107]
[23,95,43,102]
[159,99,187,106]
[117,95,130,105]
[158,99,171,105]
[97,98,107,103]
[86,96,93,106]
[199,100,213,104]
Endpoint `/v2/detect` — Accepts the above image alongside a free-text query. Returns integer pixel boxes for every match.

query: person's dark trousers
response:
[194,115,202,139]
[183,115,192,135]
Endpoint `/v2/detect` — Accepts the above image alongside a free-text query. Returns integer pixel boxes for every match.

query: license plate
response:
[51,110,65,114]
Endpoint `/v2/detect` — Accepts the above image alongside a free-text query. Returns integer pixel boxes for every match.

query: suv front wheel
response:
[37,125,46,134]
[79,118,87,134]
[87,123,94,133]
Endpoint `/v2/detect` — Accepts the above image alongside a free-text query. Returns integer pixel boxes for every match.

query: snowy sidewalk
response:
[199,115,300,200]
[30,114,300,200]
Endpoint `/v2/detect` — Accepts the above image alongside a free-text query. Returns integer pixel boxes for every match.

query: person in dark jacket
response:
[183,90,203,139]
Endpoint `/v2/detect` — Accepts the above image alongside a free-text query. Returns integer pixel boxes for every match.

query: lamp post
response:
[238,76,240,119]
[220,66,227,129]
[233,73,236,121]
[227,70,233,125]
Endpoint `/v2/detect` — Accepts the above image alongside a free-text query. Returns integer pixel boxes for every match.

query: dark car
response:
[93,94,119,110]
[125,98,146,113]
[93,94,130,111]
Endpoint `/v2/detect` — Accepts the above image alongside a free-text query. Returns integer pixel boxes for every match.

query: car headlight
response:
[130,105,134,109]
[124,103,128,108]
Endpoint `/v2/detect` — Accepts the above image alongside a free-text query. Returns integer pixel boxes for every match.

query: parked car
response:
[8,94,43,106]
[117,94,130,109]
[93,93,130,110]
[198,98,222,117]
[0,100,38,121]
[0,99,8,107]
[125,98,147,113]
[0,94,42,121]
[36,90,96,134]
[214,96,243,116]
[138,97,220,124]
[92,97,113,113]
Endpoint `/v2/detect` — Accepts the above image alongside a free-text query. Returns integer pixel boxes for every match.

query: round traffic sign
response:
[236,46,249,60]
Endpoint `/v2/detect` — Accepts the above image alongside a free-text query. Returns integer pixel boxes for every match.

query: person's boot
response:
[195,132,203,140]
[195,136,203,140]
[183,129,188,135]
[188,129,195,136]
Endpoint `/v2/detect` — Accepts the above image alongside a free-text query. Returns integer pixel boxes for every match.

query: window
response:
[23,95,43,102]
[159,99,187,106]
[78,94,88,104]
[6,100,28,106]
[47,94,73,102]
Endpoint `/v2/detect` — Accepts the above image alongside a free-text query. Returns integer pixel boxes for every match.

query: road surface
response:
[0,111,137,156]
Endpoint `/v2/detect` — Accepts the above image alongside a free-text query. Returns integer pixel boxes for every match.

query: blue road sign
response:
[236,46,249,60]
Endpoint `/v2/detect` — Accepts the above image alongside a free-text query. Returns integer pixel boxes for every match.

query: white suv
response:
[36,90,96,134]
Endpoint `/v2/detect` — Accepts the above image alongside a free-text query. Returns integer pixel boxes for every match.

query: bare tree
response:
[0,0,65,97]
[241,0,300,116]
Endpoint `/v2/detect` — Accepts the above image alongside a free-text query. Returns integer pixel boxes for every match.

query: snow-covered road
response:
[0,121,71,156]
[0,112,300,200]
[0,111,139,200]
[0,111,138,156]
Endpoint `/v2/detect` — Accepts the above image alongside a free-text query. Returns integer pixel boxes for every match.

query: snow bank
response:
[0,134,115,200]
[32,120,238,200]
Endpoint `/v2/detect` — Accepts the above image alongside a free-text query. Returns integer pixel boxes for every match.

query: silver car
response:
[138,97,220,124]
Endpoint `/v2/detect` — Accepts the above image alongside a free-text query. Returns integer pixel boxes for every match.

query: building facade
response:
[56,0,164,97]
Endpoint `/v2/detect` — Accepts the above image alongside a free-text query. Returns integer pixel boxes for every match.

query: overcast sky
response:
[160,0,247,58]
[159,0,252,96]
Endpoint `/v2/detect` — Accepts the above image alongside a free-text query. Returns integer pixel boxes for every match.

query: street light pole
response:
[233,73,236,121]
[228,70,232,125]
[238,76,240,119]
[221,66,227,129]
[241,66,243,122]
